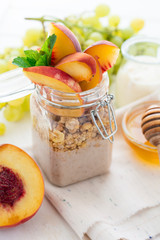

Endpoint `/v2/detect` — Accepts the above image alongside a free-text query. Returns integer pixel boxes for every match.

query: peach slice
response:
[0,144,44,227]
[84,40,119,72]
[23,66,82,93]
[41,87,84,117]
[55,52,97,82]
[46,93,84,117]
[79,59,102,91]
[49,22,81,65]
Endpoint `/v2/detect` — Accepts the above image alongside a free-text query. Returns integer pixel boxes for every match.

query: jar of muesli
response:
[30,73,117,187]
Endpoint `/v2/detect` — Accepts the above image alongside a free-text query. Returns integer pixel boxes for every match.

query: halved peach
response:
[84,40,119,72]
[23,66,82,93]
[49,22,81,65]
[79,59,102,91]
[55,52,97,82]
[0,144,44,227]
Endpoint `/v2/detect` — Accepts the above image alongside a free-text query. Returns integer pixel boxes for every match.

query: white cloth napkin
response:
[44,90,160,240]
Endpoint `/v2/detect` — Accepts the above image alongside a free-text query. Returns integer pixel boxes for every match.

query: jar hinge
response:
[90,94,117,143]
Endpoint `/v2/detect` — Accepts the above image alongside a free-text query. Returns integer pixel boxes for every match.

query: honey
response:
[122,101,159,165]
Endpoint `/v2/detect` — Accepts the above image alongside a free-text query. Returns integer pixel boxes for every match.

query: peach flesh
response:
[49,23,81,65]
[84,40,119,72]
[23,66,82,93]
[0,166,25,207]
[55,52,97,82]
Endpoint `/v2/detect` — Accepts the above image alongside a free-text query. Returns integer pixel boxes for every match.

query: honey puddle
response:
[124,108,159,165]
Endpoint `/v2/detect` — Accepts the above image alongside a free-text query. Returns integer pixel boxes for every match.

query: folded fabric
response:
[44,90,160,240]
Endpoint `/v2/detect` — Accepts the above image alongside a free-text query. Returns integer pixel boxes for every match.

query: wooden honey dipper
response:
[141,105,160,161]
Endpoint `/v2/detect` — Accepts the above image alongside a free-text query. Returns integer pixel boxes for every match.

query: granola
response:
[32,100,112,152]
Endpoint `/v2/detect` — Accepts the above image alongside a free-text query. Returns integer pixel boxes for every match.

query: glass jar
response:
[122,100,159,165]
[30,73,117,187]
[116,36,160,108]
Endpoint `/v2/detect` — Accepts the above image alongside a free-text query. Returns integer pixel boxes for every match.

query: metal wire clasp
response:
[90,94,117,143]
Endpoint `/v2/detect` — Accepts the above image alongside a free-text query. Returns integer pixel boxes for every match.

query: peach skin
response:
[49,22,81,65]
[79,59,102,90]
[84,40,119,72]
[0,144,44,228]
[23,66,82,93]
[55,52,97,82]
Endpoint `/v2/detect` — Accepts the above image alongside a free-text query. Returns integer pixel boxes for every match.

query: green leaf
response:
[12,34,57,68]
[12,57,33,68]
[27,57,37,66]
[40,34,57,65]
[35,54,48,66]
[24,50,40,61]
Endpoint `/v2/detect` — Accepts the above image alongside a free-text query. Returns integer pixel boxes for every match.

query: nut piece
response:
[80,122,92,132]
[56,123,64,132]
[49,130,64,143]
[65,118,79,133]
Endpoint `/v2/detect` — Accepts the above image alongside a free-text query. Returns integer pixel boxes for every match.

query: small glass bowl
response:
[122,100,159,164]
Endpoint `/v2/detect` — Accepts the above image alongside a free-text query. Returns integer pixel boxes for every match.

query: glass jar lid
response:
[0,68,35,102]
[121,36,160,65]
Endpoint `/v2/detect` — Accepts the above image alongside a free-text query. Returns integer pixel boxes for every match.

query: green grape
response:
[22,95,30,112]
[65,15,78,24]
[121,27,134,40]
[0,103,6,109]
[4,48,13,55]
[112,29,123,38]
[0,54,4,59]
[0,123,6,136]
[10,49,21,58]
[130,18,144,33]
[71,27,85,45]
[8,97,25,107]
[95,4,110,18]
[83,39,95,50]
[108,15,120,28]
[7,59,17,71]
[115,52,122,66]
[0,59,9,73]
[89,32,104,41]
[112,63,121,74]
[81,15,102,28]
[23,29,45,48]
[3,105,24,122]
[110,36,123,47]
[107,67,114,85]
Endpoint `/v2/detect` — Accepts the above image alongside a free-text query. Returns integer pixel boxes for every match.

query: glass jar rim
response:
[121,36,160,65]
[36,72,109,109]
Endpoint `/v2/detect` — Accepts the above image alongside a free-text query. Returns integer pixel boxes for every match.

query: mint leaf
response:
[35,54,48,66]
[24,50,40,61]
[40,34,57,65]
[12,57,33,68]
[12,34,57,68]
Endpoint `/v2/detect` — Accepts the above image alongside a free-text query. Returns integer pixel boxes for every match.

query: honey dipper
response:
[141,105,160,160]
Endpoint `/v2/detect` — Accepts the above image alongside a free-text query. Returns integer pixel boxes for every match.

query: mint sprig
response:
[12,34,57,68]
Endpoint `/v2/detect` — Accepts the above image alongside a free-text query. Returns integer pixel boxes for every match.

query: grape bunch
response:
[0,4,144,135]
[0,30,44,135]
[0,95,30,135]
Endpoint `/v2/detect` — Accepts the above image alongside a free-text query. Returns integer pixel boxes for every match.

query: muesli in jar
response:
[12,22,119,186]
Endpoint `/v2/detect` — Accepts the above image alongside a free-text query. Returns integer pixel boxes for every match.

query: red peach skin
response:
[23,66,82,93]
[55,52,97,82]
[79,59,102,90]
[49,22,81,65]
[0,144,44,228]
[84,40,119,72]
